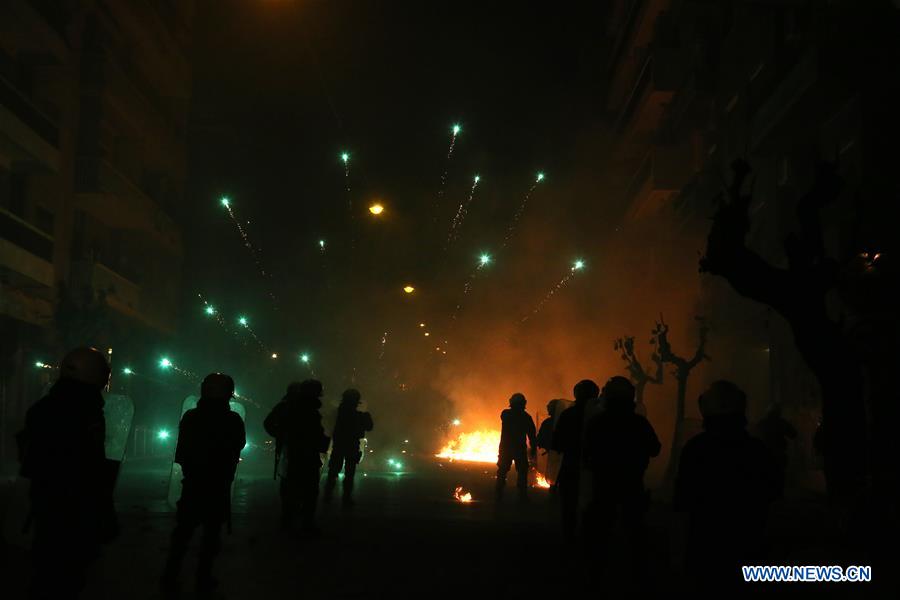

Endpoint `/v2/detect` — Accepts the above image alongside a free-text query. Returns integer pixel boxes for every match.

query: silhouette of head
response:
[341,388,362,406]
[509,393,526,409]
[573,379,600,403]
[294,379,323,399]
[602,376,635,408]
[60,347,111,389]
[699,380,747,428]
[201,373,235,401]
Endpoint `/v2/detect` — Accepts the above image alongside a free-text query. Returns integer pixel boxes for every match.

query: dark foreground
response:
[1,455,892,599]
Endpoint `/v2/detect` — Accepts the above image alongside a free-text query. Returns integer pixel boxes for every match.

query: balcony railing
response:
[0,72,59,147]
[0,207,53,262]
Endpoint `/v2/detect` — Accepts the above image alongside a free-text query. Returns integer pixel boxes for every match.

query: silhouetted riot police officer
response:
[18,347,113,599]
[162,373,245,593]
[324,388,373,507]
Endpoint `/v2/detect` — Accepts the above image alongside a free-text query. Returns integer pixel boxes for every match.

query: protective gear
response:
[698,380,747,418]
[341,388,362,405]
[601,376,635,404]
[508,392,526,409]
[201,373,235,401]
[573,379,600,402]
[325,391,374,506]
[60,347,111,389]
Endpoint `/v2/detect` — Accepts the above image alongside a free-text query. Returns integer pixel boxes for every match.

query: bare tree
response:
[699,160,866,501]
[613,333,664,415]
[655,315,710,483]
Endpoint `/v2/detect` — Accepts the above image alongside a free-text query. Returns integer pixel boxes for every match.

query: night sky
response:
[179,1,688,441]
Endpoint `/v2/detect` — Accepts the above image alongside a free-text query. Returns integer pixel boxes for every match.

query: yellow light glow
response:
[369,203,384,215]
[403,285,415,294]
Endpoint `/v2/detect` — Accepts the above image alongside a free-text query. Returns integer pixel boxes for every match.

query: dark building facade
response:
[597,0,899,486]
[0,1,193,468]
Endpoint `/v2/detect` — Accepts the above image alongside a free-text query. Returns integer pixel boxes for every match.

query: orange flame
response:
[454,486,473,503]
[436,429,500,463]
[534,472,551,489]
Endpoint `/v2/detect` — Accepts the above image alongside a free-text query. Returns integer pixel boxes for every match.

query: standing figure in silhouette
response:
[754,402,797,487]
[162,373,245,594]
[323,388,373,507]
[584,376,661,575]
[18,347,113,599]
[536,399,567,489]
[552,379,600,543]
[495,393,537,500]
[264,380,330,532]
[674,380,781,593]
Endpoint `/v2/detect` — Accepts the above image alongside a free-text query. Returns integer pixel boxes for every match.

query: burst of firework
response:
[198,293,246,343]
[499,172,545,251]
[158,356,199,382]
[521,258,585,323]
[445,174,481,250]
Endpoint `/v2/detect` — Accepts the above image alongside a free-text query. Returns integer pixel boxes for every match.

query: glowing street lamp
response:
[271,353,278,359]
[403,285,415,294]
[368,203,384,216]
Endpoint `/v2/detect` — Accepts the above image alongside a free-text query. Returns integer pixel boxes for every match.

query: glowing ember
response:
[454,486,473,503]
[436,430,500,463]
[534,473,552,489]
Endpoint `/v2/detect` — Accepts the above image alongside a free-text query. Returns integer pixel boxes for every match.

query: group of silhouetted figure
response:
[14,347,372,598]
[12,346,796,598]
[496,375,789,593]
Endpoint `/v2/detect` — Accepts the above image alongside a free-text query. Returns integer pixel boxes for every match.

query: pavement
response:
[1,455,893,599]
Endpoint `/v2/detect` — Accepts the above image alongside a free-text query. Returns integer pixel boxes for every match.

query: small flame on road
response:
[454,486,473,503]
[534,473,552,489]
[436,429,500,463]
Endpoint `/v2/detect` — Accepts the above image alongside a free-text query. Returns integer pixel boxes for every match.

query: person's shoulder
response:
[227,409,245,423]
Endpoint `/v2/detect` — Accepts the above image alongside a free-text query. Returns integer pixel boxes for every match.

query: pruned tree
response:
[699,159,866,501]
[655,315,710,483]
[613,333,664,415]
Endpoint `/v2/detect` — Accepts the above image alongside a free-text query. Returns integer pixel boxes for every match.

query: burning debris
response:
[534,472,551,489]
[453,486,474,503]
[436,430,500,463]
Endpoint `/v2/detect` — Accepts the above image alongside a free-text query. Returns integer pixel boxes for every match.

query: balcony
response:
[623,144,693,221]
[0,72,60,170]
[75,157,181,253]
[0,207,54,287]
[70,258,174,335]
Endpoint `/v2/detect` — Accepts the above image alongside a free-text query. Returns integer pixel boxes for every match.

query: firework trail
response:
[379,331,389,360]
[198,294,241,340]
[219,196,278,305]
[521,260,585,323]
[236,316,268,353]
[451,253,492,320]
[434,123,462,222]
[445,174,480,250]
[499,172,544,251]
[340,152,351,201]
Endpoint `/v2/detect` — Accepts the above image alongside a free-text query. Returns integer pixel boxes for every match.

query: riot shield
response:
[166,396,247,508]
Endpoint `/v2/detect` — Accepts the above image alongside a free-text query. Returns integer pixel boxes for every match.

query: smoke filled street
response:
[2,1,900,598]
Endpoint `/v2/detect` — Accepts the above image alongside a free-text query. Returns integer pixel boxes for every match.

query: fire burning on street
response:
[436,429,500,463]
[454,486,474,503]
[534,472,551,489]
